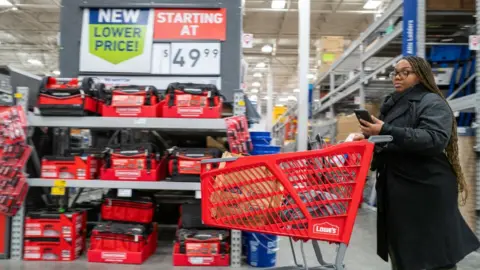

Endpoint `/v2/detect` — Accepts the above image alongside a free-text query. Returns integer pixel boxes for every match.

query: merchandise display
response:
[37,77,102,116]
[0,105,30,216]
[173,203,230,267]
[23,210,87,261]
[101,85,164,117]
[168,147,222,182]
[225,116,252,154]
[163,83,223,119]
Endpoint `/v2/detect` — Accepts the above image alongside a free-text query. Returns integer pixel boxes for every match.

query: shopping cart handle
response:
[200,157,239,164]
[368,135,393,144]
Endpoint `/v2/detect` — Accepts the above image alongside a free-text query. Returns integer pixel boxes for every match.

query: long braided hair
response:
[403,55,467,204]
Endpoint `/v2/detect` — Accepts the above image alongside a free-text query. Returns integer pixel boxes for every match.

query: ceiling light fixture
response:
[293,88,300,93]
[279,97,288,102]
[250,95,258,101]
[52,70,61,76]
[253,72,263,78]
[363,0,382,10]
[307,74,316,79]
[287,95,297,101]
[255,62,266,68]
[27,59,43,66]
[263,96,269,100]
[252,82,261,87]
[271,0,286,9]
[314,99,319,102]
[261,44,273,53]
[250,88,259,93]
[0,0,13,7]
[11,6,17,11]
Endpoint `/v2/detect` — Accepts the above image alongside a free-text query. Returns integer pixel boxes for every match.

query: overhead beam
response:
[244,8,377,14]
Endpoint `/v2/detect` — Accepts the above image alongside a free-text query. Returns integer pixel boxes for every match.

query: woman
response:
[354,56,479,270]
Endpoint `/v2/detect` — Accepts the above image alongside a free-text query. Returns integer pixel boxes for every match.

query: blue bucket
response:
[246,233,278,268]
[250,131,272,146]
[252,145,281,153]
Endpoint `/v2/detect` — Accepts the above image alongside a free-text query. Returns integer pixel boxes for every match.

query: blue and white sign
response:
[402,0,417,56]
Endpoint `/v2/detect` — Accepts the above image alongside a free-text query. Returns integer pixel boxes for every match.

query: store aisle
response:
[1,209,478,270]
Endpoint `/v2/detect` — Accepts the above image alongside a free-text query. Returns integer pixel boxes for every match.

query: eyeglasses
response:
[389,70,414,80]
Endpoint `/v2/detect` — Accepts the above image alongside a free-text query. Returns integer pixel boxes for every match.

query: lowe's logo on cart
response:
[312,222,340,236]
[88,8,150,64]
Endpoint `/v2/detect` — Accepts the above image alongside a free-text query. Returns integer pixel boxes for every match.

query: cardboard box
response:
[427,0,474,11]
[335,114,360,142]
[365,102,381,118]
[319,36,345,52]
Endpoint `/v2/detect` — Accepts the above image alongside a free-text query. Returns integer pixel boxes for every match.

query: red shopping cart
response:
[200,135,392,270]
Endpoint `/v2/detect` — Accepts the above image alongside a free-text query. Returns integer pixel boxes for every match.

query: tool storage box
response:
[101,85,164,117]
[101,197,155,224]
[41,151,102,180]
[162,83,222,118]
[88,223,158,264]
[100,144,167,181]
[168,148,222,182]
[37,77,102,116]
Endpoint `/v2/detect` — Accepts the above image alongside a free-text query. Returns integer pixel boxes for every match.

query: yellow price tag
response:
[238,100,245,106]
[14,93,23,99]
[51,187,66,196]
[53,180,66,187]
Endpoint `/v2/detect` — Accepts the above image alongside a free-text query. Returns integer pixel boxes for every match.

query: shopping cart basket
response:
[201,135,392,270]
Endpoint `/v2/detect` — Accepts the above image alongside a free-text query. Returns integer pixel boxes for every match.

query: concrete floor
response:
[1,209,479,270]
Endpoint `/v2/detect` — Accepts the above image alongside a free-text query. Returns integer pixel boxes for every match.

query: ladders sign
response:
[153,9,226,40]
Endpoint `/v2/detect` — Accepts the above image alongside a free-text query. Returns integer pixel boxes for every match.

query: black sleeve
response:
[379,97,452,155]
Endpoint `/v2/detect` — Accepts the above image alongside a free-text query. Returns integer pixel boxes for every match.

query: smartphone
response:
[354,109,374,126]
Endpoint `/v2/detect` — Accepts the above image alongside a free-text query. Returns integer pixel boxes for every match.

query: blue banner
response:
[308,84,313,119]
[402,0,417,56]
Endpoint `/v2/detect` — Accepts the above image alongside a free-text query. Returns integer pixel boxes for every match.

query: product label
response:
[312,222,340,236]
[154,9,226,40]
[111,95,145,107]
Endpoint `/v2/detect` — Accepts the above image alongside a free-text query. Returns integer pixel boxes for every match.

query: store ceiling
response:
[0,0,374,104]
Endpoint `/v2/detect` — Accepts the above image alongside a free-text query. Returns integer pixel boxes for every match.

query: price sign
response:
[51,180,67,196]
[151,43,171,74]
[469,35,480,51]
[170,42,220,75]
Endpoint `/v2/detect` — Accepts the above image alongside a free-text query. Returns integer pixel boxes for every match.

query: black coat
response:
[373,84,480,270]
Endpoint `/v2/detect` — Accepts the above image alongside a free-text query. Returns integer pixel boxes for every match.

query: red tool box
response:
[23,237,85,261]
[88,223,157,264]
[41,151,102,180]
[23,210,87,261]
[173,228,230,267]
[101,85,164,117]
[163,83,223,118]
[100,144,167,181]
[24,210,86,239]
[101,197,155,224]
[168,148,222,182]
[37,77,102,116]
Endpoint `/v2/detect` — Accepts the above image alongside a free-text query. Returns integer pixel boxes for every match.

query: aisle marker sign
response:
[153,9,227,40]
[89,9,149,64]
[469,35,480,51]
[402,0,417,56]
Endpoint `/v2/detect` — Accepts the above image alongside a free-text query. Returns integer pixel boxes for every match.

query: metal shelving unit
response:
[28,113,227,134]
[27,179,201,191]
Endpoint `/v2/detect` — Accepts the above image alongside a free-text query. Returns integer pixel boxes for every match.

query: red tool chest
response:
[101,197,155,224]
[100,85,164,117]
[23,210,87,261]
[168,148,222,182]
[162,83,223,118]
[37,77,102,116]
[41,152,102,180]
[100,144,167,181]
[88,223,157,264]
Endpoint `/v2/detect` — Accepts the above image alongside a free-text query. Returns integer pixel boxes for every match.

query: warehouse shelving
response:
[28,113,227,134]
[27,179,200,191]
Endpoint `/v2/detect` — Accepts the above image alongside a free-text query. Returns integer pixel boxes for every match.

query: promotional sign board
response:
[79,8,154,73]
[402,0,417,56]
[153,9,227,40]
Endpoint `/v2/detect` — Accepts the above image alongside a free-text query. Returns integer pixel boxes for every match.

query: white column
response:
[266,62,274,132]
[297,0,311,151]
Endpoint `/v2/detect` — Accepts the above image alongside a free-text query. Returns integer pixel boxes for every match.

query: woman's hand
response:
[359,115,384,136]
